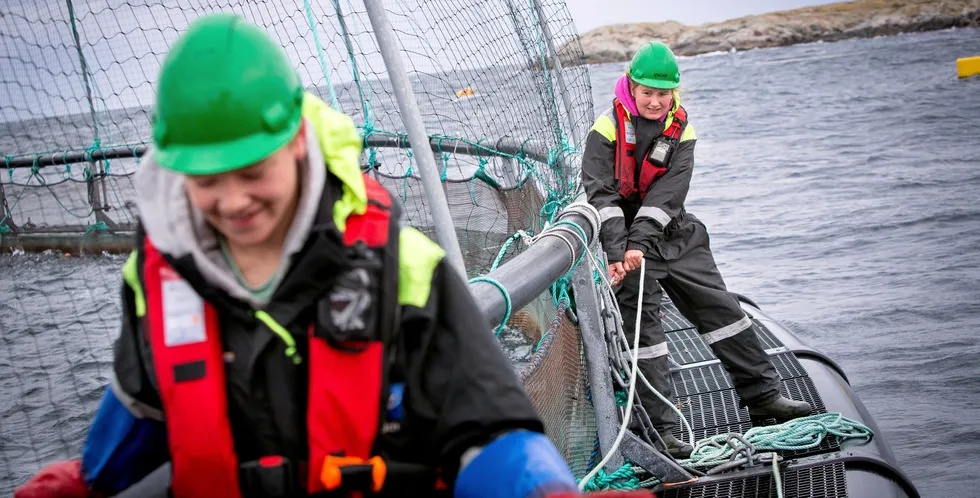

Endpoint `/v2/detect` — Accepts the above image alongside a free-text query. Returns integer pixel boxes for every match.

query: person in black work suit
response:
[582,41,812,459]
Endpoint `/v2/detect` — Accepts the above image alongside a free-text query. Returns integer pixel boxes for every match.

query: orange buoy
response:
[456,87,475,98]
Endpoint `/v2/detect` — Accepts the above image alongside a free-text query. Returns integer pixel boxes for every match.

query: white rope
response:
[593,258,695,447]
[530,222,696,482]
[612,308,695,447]
[578,258,646,490]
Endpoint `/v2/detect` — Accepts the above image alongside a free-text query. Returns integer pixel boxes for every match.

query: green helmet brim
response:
[629,72,680,90]
[154,117,301,176]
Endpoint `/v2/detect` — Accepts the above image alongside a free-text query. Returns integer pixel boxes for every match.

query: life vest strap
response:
[237,455,443,497]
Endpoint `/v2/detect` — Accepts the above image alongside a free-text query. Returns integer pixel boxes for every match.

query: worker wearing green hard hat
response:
[626,41,681,90]
[16,13,588,498]
[581,40,812,460]
[151,13,306,176]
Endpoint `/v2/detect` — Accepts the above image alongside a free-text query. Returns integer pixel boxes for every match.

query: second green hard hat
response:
[628,41,680,89]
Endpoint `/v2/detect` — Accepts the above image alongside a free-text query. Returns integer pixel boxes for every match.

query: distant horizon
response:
[566,0,844,34]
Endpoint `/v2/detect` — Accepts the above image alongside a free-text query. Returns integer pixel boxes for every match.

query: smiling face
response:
[631,82,674,120]
[182,123,307,250]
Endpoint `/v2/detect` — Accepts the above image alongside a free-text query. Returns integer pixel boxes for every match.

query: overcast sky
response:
[565,0,843,34]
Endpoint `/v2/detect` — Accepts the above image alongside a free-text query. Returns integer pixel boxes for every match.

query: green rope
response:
[401,150,413,205]
[468,276,510,336]
[679,413,874,468]
[82,221,108,237]
[440,150,450,181]
[303,0,340,109]
[578,413,870,492]
[66,0,102,148]
[78,221,110,252]
[579,461,661,492]
[543,219,588,307]
[525,0,565,152]
[331,0,371,122]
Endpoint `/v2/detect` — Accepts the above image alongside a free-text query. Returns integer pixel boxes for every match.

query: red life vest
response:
[143,174,394,497]
[613,98,687,201]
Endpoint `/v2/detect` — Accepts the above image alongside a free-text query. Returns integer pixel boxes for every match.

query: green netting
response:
[0,0,600,493]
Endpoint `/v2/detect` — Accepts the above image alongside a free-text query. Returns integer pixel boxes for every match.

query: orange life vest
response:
[613,98,687,201]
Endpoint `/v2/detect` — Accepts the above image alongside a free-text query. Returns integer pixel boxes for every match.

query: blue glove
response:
[454,430,578,498]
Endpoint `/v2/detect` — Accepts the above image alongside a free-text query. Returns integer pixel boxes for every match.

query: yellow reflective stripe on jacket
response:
[664,91,696,143]
[590,111,616,142]
[680,123,696,142]
[662,90,683,133]
[593,90,696,144]
[122,250,147,318]
[398,227,445,308]
[301,92,367,232]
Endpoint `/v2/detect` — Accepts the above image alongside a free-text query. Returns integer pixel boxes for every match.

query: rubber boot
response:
[657,432,694,459]
[748,395,812,419]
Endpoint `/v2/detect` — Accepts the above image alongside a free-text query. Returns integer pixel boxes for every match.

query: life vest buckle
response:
[319,454,387,493]
[239,455,298,497]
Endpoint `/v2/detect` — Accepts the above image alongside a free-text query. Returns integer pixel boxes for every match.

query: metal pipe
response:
[363,0,466,276]
[500,156,519,187]
[502,0,564,149]
[65,0,113,226]
[572,256,623,472]
[331,0,371,122]
[0,181,15,232]
[469,202,599,327]
[66,0,98,144]
[571,258,624,472]
[529,0,581,146]
[2,146,148,168]
[502,0,537,64]
[1,137,553,169]
[365,134,553,165]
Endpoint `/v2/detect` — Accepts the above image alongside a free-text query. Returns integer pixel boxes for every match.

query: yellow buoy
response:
[456,87,475,98]
[957,57,980,79]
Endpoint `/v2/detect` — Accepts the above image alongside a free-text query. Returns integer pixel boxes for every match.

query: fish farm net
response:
[0,0,600,493]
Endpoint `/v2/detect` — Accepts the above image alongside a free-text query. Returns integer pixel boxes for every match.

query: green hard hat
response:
[151,13,304,175]
[628,41,680,89]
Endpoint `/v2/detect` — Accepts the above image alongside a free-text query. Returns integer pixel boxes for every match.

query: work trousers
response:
[616,213,781,434]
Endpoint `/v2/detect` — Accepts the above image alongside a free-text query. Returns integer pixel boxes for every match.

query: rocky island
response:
[567,0,980,65]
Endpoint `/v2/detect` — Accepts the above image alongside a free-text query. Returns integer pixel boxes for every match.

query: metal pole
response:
[500,157,519,187]
[363,0,466,276]
[0,181,16,232]
[571,260,624,472]
[529,0,581,146]
[503,0,564,149]
[502,0,540,70]
[66,0,114,227]
[331,0,371,123]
